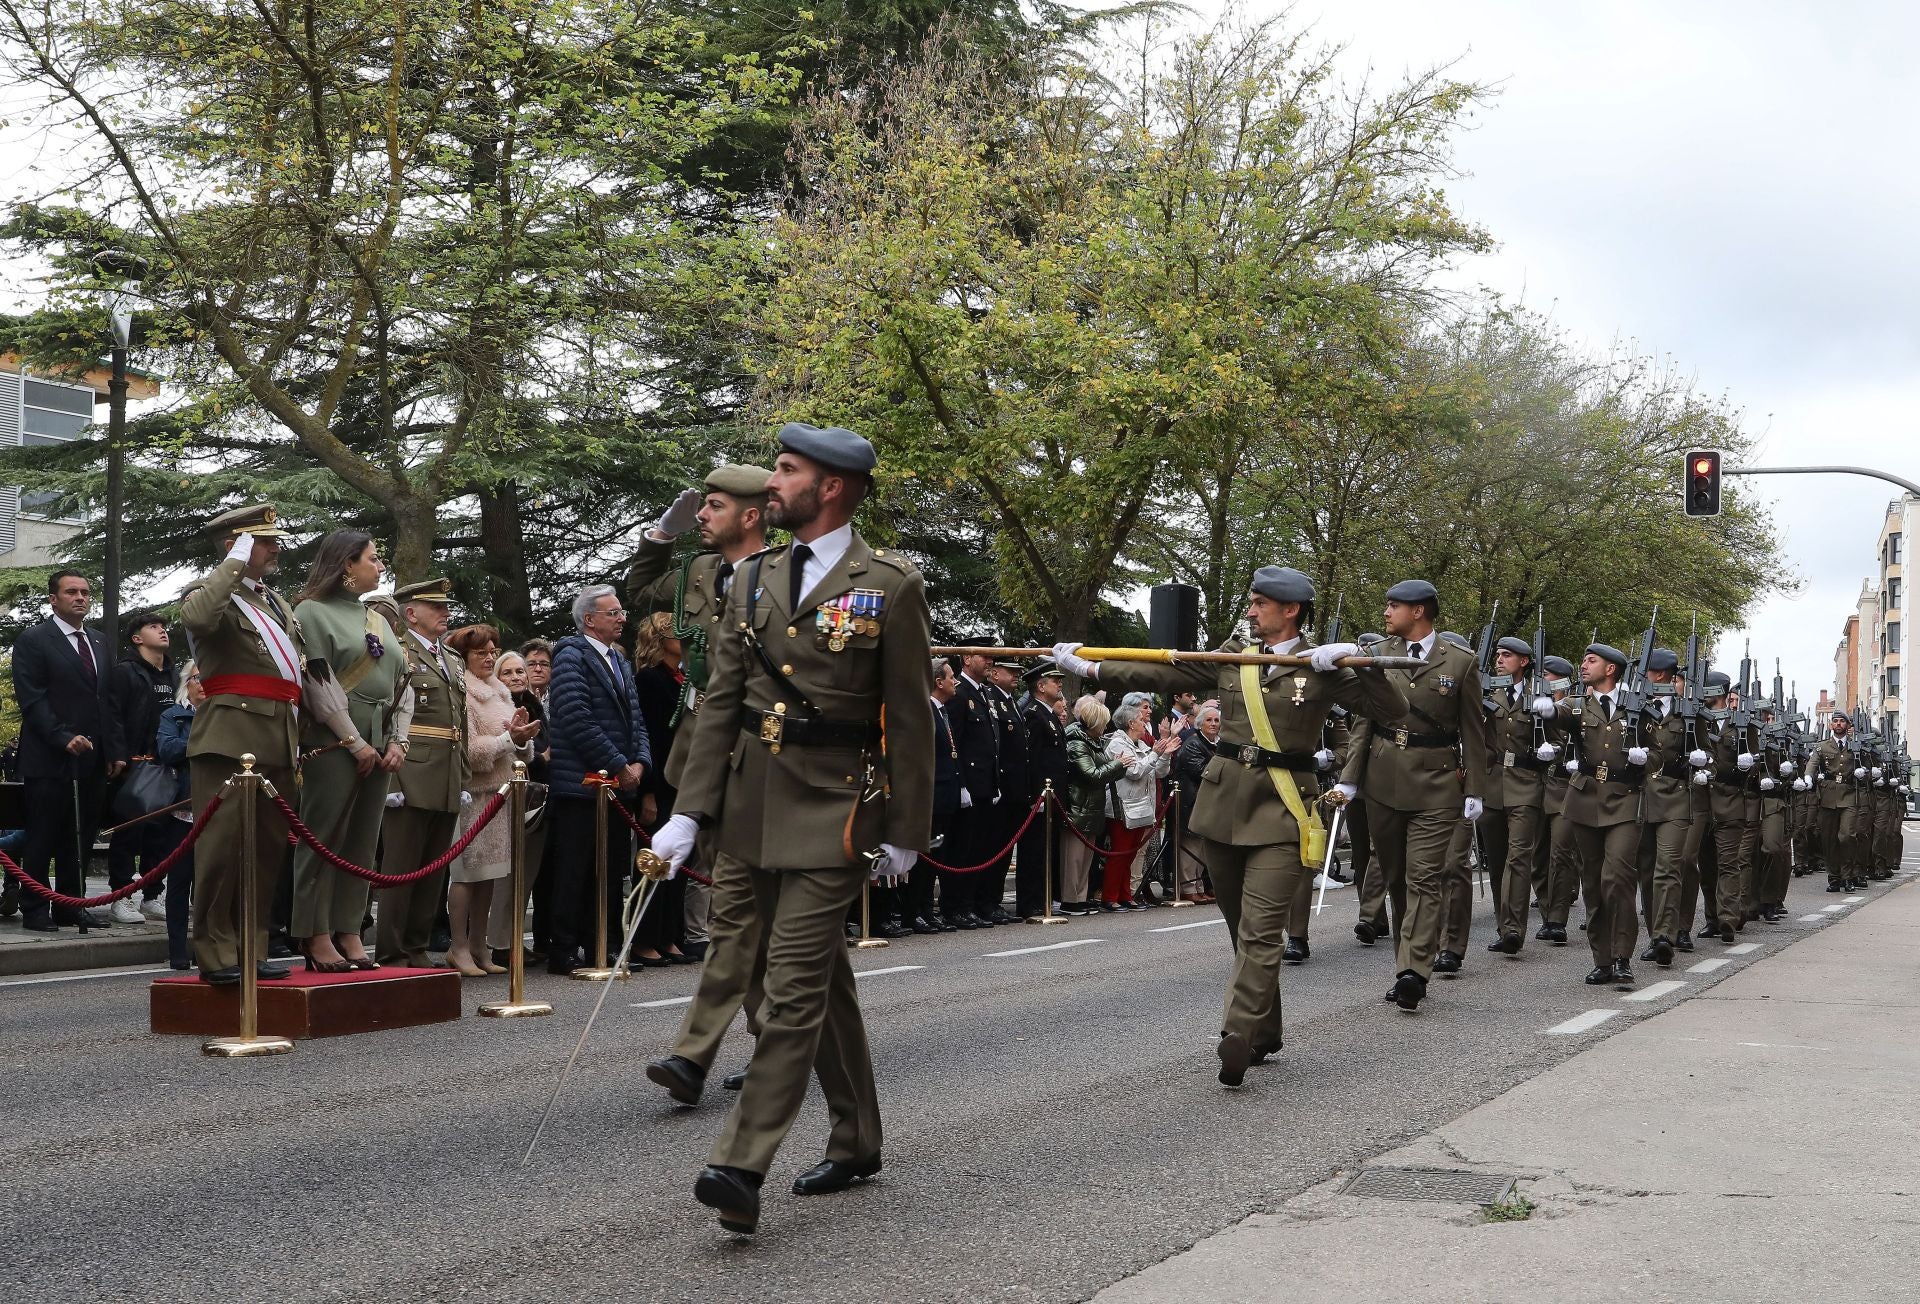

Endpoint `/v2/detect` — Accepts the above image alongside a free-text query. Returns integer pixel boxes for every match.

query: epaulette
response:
[868,547,918,575]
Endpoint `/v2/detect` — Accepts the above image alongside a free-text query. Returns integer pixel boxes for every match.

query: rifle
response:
[1620,604,1657,739]
[1476,600,1504,705]
[1324,593,1344,646]
[1531,605,1549,751]
[1679,614,1702,758]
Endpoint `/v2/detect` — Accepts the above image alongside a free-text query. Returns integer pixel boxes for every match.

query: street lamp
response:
[91,249,146,641]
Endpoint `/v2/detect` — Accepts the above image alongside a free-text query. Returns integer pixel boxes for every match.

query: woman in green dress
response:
[291,531,410,971]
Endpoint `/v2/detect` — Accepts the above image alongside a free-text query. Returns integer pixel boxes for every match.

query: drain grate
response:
[1343,1167,1517,1205]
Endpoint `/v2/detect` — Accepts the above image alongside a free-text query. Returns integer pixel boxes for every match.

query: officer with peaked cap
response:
[1631,646,1695,967]
[1015,663,1070,918]
[652,421,933,1235]
[1337,579,1492,1012]
[1053,564,1407,1080]
[976,657,1034,922]
[182,504,303,982]
[1533,654,1583,943]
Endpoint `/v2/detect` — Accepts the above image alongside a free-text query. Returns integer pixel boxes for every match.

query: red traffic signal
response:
[1684,449,1721,517]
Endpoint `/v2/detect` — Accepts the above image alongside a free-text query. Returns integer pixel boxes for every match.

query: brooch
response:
[367,632,385,660]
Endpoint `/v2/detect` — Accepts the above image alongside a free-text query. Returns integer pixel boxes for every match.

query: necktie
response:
[72,630,95,682]
[1601,696,1613,720]
[607,647,626,695]
[1410,642,1424,660]
[716,560,735,599]
[789,543,813,612]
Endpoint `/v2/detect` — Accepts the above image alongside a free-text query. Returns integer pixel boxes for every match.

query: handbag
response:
[111,760,177,825]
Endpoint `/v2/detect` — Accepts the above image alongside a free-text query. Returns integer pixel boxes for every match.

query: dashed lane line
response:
[1725,942,1762,955]
[1545,1009,1621,1035]
[1149,918,1228,933]
[1797,914,1827,922]
[631,995,693,1009]
[1622,980,1687,1003]
[982,938,1104,958]
[1687,958,1731,974]
[1821,904,1848,913]
[853,965,924,978]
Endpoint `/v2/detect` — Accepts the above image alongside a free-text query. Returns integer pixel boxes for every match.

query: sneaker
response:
[109,898,144,925]
[140,897,168,922]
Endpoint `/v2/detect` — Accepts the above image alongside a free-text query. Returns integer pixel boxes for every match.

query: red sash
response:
[201,674,302,705]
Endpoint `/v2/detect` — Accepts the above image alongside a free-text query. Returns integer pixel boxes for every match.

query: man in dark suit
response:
[544,583,651,974]
[1015,665,1069,917]
[977,660,1033,924]
[941,648,999,928]
[10,570,128,930]
[910,658,964,933]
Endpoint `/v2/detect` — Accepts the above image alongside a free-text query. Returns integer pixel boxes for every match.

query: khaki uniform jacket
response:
[1708,717,1758,822]
[1099,636,1407,846]
[1490,687,1549,810]
[1639,700,1697,825]
[1805,737,1860,810]
[1557,692,1644,828]
[674,532,935,869]
[625,536,737,790]
[394,635,470,813]
[182,557,306,766]
[1339,636,1490,813]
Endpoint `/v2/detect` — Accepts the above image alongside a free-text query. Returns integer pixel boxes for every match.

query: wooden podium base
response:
[150,967,462,1040]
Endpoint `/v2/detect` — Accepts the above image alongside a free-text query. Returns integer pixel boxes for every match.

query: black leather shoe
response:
[1354,921,1377,945]
[990,909,1017,925]
[1722,927,1741,946]
[910,917,939,935]
[1487,938,1509,953]
[1584,965,1614,985]
[1282,938,1308,964]
[1534,923,1552,940]
[1675,930,1694,952]
[646,1055,706,1105]
[694,1165,762,1234]
[257,962,291,980]
[1250,1043,1281,1065]
[21,916,61,933]
[877,921,910,939]
[1545,925,1568,945]
[1640,944,1658,962]
[1826,883,1844,893]
[722,1070,747,1091]
[547,958,579,976]
[1612,960,1634,986]
[1433,950,1461,974]
[1652,938,1674,967]
[202,966,242,985]
[1500,933,1522,955]
[1216,1031,1251,1086]
[1391,971,1426,1011]
[792,1154,881,1195]
[57,908,111,928]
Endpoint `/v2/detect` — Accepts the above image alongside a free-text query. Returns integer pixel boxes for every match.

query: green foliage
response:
[1482,1192,1536,1223]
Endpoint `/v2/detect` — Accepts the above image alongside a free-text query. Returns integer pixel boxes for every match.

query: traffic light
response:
[1684,449,1721,517]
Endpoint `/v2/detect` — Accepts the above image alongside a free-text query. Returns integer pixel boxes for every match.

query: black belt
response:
[1499,751,1545,772]
[739,707,880,750]
[1380,727,1458,749]
[1213,740,1315,771]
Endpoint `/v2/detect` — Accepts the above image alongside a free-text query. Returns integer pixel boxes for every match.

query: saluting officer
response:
[182,504,305,983]
[1555,643,1645,987]
[1805,710,1864,894]
[374,580,470,967]
[1337,580,1490,1013]
[1055,566,1407,1081]
[653,422,933,1236]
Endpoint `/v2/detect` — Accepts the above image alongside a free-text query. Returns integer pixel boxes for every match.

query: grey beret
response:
[1438,631,1471,651]
[1495,636,1532,658]
[1543,655,1574,676]
[704,463,772,497]
[1704,670,1732,691]
[1647,647,1679,672]
[1385,579,1438,604]
[1357,632,1384,647]
[1249,565,1315,604]
[1586,642,1628,670]
[777,421,877,473]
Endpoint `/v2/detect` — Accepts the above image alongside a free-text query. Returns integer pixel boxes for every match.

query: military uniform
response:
[1704,681,1758,936]
[1556,647,1645,982]
[1806,726,1864,891]
[1338,581,1490,1010]
[1633,654,1696,965]
[1095,566,1406,1067]
[977,670,1032,920]
[1438,646,1517,966]
[183,505,306,976]
[1532,656,1581,944]
[672,424,934,1225]
[1752,719,1793,914]
[375,581,470,965]
[1481,641,1555,954]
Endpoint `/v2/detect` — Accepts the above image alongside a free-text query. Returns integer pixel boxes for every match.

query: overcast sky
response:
[1199,0,1919,705]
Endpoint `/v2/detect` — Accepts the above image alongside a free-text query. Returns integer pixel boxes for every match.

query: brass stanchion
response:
[204,754,293,1057]
[1029,785,1066,924]
[481,762,552,1018]
[1166,780,1194,907]
[855,879,889,950]
[572,770,624,981]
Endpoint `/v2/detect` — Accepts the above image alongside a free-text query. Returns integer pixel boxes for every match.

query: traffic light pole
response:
[1725,464,1920,498]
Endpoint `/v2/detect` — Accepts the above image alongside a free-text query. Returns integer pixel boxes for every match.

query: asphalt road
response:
[1,862,1892,1303]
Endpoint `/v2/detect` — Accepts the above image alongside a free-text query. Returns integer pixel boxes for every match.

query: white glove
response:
[1050,642,1098,680]
[1564,759,1580,775]
[959,788,973,809]
[385,790,406,808]
[1462,796,1483,822]
[1334,782,1358,802]
[1792,777,1809,792]
[652,487,703,538]
[874,843,916,881]
[1873,778,1885,788]
[1688,749,1710,767]
[1759,777,1775,792]
[1693,770,1712,787]
[1854,767,1868,779]
[460,791,472,807]
[1535,742,1558,762]
[1736,752,1755,771]
[1313,747,1336,770]
[1626,746,1649,765]
[651,813,699,870]
[1872,766,1883,779]
[1531,696,1557,718]
[1308,641,1359,673]
[225,532,256,565]
[1779,760,1796,777]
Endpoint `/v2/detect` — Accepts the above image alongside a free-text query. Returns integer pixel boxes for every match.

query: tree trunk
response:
[387,496,438,586]
[478,481,535,643]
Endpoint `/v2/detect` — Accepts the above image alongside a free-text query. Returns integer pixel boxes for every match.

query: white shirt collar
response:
[961,671,985,689]
[410,628,442,655]
[584,633,620,661]
[1266,635,1301,656]
[792,522,852,571]
[51,614,85,641]
[1408,631,1436,659]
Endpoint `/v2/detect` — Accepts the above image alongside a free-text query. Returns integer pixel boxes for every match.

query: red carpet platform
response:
[150,967,462,1039]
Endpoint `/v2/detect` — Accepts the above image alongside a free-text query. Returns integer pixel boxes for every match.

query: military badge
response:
[815,588,886,651]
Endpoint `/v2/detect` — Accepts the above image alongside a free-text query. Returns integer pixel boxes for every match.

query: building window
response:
[1892,577,1904,612]
[1894,533,1905,566]
[17,374,93,517]
[1891,621,1903,653]
[1889,667,1902,699]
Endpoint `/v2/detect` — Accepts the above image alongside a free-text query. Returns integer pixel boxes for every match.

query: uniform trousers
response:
[1353,798,1390,935]
[1203,836,1296,1052]
[1570,819,1640,968]
[375,806,457,964]
[290,747,389,937]
[1709,803,1749,935]
[1440,808,1509,955]
[1540,810,1582,928]
[671,848,766,1071]
[1366,799,1455,981]
[712,862,881,1176]
[1874,795,1901,872]
[1635,818,1687,943]
[1758,799,1788,906]
[188,755,295,972]
[1738,800,1763,921]
[1817,801,1861,887]
[1496,803,1542,944]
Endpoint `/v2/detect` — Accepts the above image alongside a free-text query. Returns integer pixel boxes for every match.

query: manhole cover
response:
[1343,1167,1517,1204]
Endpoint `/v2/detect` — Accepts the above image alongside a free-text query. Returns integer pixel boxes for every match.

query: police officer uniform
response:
[1016,665,1069,918]
[977,661,1033,921]
[942,649,1001,927]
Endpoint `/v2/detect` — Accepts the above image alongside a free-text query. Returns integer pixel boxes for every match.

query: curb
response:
[0,931,171,976]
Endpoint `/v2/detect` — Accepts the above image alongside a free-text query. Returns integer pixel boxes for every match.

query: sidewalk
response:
[1097,852,1920,1304]
[0,871,171,975]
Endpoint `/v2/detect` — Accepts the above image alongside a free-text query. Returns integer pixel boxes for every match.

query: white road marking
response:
[1821,904,1848,913]
[1797,913,1827,922]
[0,965,172,988]
[983,939,1103,958]
[1736,1041,1829,1051]
[1687,958,1731,974]
[1725,943,1761,955]
[1150,918,1228,933]
[1621,980,1687,1003]
[853,965,923,978]
[631,995,693,1008]
[1844,896,1866,903]
[1545,1009,1621,1035]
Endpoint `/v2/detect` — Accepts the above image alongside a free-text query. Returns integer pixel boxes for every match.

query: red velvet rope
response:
[919,798,1045,874]
[274,790,508,887]
[1046,789,1175,854]
[600,793,714,888]
[0,793,225,909]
